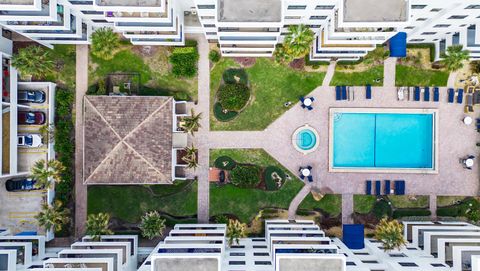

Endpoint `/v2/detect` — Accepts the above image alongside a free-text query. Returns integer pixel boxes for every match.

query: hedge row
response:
[229,165,261,188]
[213,102,238,122]
[213,155,236,170]
[217,83,250,111]
[169,46,199,77]
[392,209,431,219]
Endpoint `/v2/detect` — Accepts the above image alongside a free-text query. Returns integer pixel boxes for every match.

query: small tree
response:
[139,211,166,240]
[11,45,54,80]
[90,27,120,60]
[31,159,66,189]
[86,213,113,241]
[182,145,198,170]
[35,201,70,232]
[374,218,406,252]
[442,45,470,72]
[181,109,202,136]
[209,50,221,63]
[226,219,247,247]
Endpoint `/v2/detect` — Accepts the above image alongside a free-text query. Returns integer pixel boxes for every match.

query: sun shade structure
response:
[83,96,174,185]
[389,32,407,57]
[342,224,365,249]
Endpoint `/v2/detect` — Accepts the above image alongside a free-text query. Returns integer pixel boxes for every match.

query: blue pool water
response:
[296,129,317,150]
[333,112,434,169]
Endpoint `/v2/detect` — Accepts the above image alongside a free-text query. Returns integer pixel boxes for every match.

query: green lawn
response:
[437,196,468,207]
[87,180,197,223]
[210,58,325,131]
[298,194,342,216]
[45,45,76,89]
[210,180,304,222]
[330,66,384,86]
[353,195,377,214]
[210,149,285,168]
[396,65,449,86]
[388,195,429,209]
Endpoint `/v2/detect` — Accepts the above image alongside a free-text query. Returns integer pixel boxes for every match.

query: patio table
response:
[303,98,312,107]
[465,158,474,167]
[301,168,311,177]
[464,116,473,125]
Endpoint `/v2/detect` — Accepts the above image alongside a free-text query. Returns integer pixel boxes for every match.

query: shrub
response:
[214,156,236,170]
[185,40,198,47]
[471,61,480,74]
[373,199,393,219]
[229,165,261,188]
[209,50,221,63]
[169,47,199,77]
[392,209,431,219]
[213,103,238,122]
[217,83,250,111]
[90,27,120,61]
[264,166,285,191]
[222,68,248,85]
[437,207,460,217]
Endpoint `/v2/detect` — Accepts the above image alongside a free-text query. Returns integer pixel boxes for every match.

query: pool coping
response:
[328,107,439,174]
[292,124,320,155]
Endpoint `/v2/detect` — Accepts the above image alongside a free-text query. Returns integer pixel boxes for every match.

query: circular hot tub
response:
[292,125,319,154]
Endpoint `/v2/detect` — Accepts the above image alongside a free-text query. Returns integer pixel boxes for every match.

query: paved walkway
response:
[288,184,312,219]
[74,45,88,237]
[342,194,353,224]
[430,194,437,220]
[322,61,336,87]
[447,72,457,88]
[383,57,396,87]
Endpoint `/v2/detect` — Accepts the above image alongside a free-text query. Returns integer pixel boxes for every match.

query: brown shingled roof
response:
[83,96,174,185]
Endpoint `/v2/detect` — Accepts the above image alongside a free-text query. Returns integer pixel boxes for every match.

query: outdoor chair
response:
[457,89,464,104]
[397,87,404,101]
[307,175,313,183]
[307,165,312,170]
[433,87,439,102]
[414,86,420,101]
[384,180,391,195]
[307,106,313,111]
[366,85,372,99]
[335,86,341,101]
[299,97,305,103]
[466,94,473,112]
[448,88,455,103]
[301,104,306,109]
[341,86,348,100]
[365,180,372,195]
[375,180,381,196]
[424,86,430,101]
[310,97,315,102]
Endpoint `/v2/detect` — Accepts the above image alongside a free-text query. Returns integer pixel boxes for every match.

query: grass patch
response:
[210,58,325,130]
[437,196,467,207]
[388,195,429,209]
[210,180,304,222]
[210,149,284,168]
[354,195,377,214]
[45,45,76,89]
[87,181,197,223]
[396,65,449,86]
[298,194,342,216]
[330,66,384,86]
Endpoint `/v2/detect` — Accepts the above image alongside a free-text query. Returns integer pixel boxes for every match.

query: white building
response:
[1,0,480,60]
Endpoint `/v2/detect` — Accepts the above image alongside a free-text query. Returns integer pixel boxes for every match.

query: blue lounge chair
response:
[414,87,420,101]
[399,181,406,195]
[366,85,372,99]
[384,180,391,195]
[365,180,372,195]
[341,86,347,100]
[457,88,464,103]
[424,86,430,101]
[375,180,381,196]
[394,180,406,195]
[433,87,439,102]
[448,88,455,103]
[335,86,341,101]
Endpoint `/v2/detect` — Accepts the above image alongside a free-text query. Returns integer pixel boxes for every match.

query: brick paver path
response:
[74,45,88,237]
[430,194,437,220]
[322,61,336,87]
[383,57,396,87]
[288,184,312,219]
[342,194,353,224]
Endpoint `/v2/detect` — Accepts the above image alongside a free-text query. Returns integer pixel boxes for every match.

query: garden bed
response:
[330,66,384,86]
[436,197,480,222]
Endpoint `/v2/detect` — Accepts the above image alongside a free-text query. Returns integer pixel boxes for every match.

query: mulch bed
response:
[289,58,305,70]
[234,57,256,67]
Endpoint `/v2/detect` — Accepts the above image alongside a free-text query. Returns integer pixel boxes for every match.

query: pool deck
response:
[261,86,479,196]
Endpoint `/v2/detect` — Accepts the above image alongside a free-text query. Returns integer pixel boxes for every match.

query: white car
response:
[17,134,43,148]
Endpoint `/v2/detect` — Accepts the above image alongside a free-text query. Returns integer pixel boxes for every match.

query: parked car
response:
[5,178,39,192]
[17,134,43,148]
[18,90,46,104]
[18,111,46,125]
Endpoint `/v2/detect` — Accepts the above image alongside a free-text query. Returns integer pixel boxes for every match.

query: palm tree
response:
[86,213,113,241]
[283,24,315,59]
[35,201,70,232]
[139,211,166,240]
[31,159,66,189]
[374,218,406,252]
[182,145,198,170]
[11,45,54,80]
[442,45,470,72]
[181,109,202,136]
[226,219,247,247]
[90,27,120,60]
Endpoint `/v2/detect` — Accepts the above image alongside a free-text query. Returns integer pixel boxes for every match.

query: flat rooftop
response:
[96,0,162,6]
[0,0,34,4]
[218,0,281,23]
[279,258,344,271]
[343,0,408,23]
[154,258,218,271]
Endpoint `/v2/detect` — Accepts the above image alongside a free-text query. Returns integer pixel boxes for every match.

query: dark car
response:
[18,90,46,104]
[18,111,46,125]
[5,178,39,192]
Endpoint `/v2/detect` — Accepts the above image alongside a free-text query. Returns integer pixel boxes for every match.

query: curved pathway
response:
[288,184,312,219]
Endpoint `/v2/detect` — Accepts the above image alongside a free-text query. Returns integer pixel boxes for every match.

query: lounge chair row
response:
[447,88,464,104]
[335,85,372,101]
[365,180,405,195]
[398,86,440,102]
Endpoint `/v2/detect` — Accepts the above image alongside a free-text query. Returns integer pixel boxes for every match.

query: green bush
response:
[169,47,199,77]
[372,199,393,219]
[264,166,285,191]
[214,156,236,170]
[217,83,250,111]
[392,209,431,219]
[222,69,248,85]
[213,102,238,122]
[185,40,198,47]
[209,50,221,63]
[437,207,459,217]
[229,165,261,188]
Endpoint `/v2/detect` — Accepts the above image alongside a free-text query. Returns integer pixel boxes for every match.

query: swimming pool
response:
[292,125,319,154]
[329,108,437,173]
